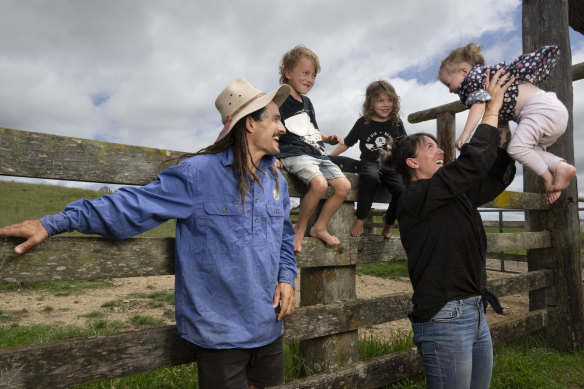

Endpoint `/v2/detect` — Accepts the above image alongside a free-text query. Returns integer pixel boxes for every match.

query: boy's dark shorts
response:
[193,336,284,389]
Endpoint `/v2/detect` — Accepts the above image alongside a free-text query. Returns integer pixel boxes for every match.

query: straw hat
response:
[214,77,291,143]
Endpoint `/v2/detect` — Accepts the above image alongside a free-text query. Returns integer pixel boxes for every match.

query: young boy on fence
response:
[275,45,351,253]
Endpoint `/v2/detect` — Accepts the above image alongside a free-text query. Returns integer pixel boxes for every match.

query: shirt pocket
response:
[266,202,285,253]
[204,200,250,253]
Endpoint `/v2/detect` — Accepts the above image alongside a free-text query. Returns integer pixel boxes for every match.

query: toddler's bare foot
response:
[310,226,341,246]
[350,219,365,237]
[549,161,576,193]
[547,191,561,205]
[381,222,392,239]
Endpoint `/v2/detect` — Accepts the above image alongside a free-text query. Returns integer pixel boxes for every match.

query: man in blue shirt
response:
[0,77,298,389]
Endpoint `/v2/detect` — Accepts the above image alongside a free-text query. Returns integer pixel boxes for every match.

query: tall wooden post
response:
[299,200,359,374]
[436,111,456,164]
[522,0,584,349]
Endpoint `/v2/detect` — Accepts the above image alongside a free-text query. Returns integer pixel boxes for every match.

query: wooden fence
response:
[0,125,559,388]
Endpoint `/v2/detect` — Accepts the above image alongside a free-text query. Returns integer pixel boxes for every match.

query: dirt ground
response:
[0,259,533,341]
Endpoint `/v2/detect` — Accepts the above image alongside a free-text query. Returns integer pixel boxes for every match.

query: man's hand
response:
[273,282,295,321]
[0,219,49,254]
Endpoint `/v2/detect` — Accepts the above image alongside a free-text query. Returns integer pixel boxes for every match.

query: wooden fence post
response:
[522,0,584,349]
[299,201,359,375]
[436,111,456,164]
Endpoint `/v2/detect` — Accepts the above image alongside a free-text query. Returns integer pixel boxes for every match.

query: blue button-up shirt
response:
[40,148,298,349]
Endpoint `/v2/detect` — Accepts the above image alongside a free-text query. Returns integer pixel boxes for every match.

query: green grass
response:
[0,321,125,348]
[491,332,584,388]
[101,300,122,309]
[129,315,166,326]
[357,260,409,279]
[0,279,114,294]
[129,290,175,305]
[359,330,414,360]
[78,311,106,319]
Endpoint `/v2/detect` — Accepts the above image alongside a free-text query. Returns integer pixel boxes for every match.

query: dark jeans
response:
[193,336,284,389]
[356,160,404,225]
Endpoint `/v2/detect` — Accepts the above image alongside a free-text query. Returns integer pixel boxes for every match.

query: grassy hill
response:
[0,181,175,237]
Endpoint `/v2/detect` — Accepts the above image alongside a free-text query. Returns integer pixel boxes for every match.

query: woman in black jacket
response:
[389,69,515,389]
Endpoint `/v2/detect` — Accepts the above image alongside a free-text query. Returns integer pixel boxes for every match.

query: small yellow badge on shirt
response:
[273,188,280,201]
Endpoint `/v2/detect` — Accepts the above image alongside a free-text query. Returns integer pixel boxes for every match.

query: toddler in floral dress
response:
[439,43,575,204]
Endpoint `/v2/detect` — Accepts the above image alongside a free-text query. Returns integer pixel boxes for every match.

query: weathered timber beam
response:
[0,127,183,185]
[284,293,413,342]
[0,232,551,283]
[0,237,175,284]
[277,348,424,389]
[408,100,466,124]
[486,231,551,252]
[487,269,552,296]
[0,326,197,389]
[276,310,547,389]
[286,270,549,341]
[296,235,407,266]
[571,61,583,81]
[482,190,549,210]
[489,309,548,345]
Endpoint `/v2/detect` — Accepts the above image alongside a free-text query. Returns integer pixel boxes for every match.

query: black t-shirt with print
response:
[278,95,327,159]
[344,116,407,162]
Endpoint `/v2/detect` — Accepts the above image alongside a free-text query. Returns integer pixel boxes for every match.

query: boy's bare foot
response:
[293,225,307,253]
[350,219,365,237]
[310,226,341,246]
[549,161,576,193]
[381,222,392,239]
[293,233,303,253]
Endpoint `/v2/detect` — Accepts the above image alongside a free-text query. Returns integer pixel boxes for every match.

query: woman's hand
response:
[482,69,514,126]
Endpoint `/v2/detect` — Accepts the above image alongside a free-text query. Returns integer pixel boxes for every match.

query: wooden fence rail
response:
[0,124,560,388]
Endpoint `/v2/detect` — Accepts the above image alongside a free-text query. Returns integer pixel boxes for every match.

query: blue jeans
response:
[412,296,493,389]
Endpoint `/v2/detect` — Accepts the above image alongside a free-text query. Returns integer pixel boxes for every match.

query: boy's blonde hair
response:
[279,45,321,85]
[363,80,401,125]
[439,42,485,75]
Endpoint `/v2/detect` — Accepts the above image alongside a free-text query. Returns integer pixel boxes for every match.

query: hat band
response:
[226,92,266,124]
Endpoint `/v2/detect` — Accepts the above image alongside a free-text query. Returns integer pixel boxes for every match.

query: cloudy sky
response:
[1,0,583,204]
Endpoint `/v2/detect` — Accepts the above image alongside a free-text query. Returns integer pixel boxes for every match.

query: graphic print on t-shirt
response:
[284,112,326,156]
[364,131,393,152]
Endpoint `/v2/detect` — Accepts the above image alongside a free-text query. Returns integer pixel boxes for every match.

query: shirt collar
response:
[220,147,277,170]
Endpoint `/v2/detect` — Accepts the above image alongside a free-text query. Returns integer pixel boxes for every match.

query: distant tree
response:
[98,186,113,194]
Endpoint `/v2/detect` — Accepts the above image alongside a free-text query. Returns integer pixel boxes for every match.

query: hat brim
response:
[228,84,291,132]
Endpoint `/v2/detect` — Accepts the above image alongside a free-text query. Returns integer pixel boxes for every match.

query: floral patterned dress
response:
[457,45,560,122]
